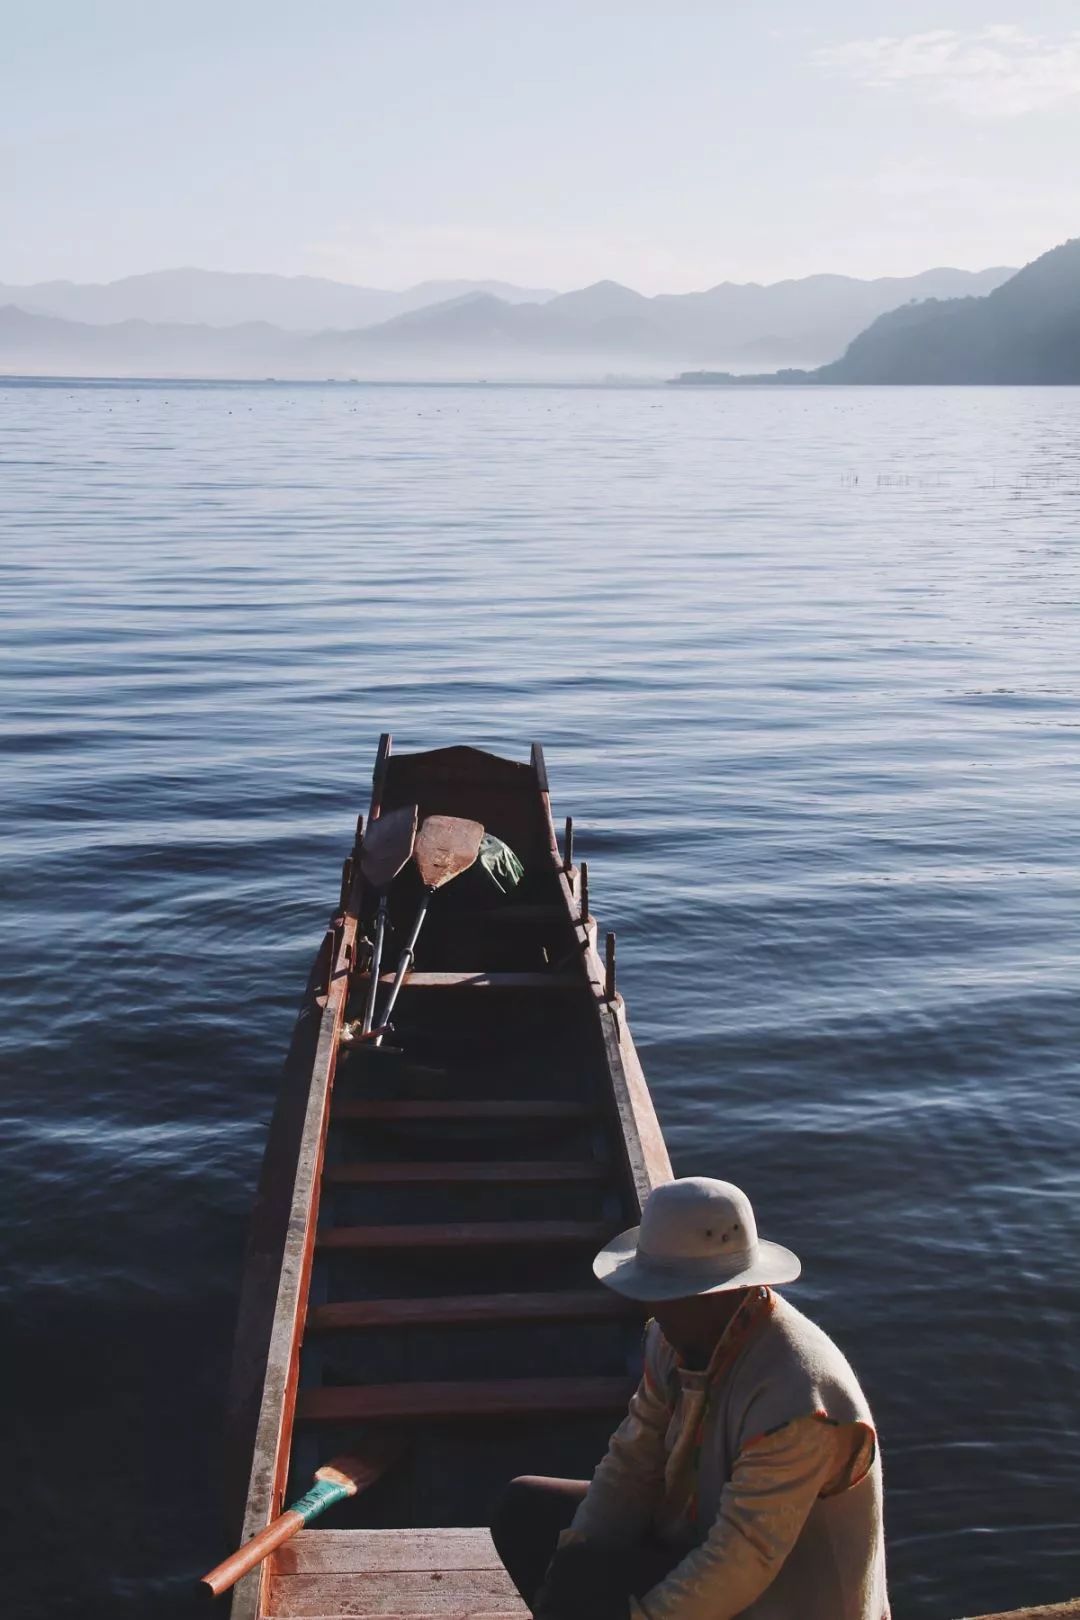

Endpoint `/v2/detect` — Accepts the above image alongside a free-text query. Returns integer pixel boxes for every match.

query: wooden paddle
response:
[371,814,485,1045]
[356,803,418,1036]
[200,1431,406,1597]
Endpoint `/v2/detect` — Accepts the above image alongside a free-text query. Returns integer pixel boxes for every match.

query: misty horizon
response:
[0,257,1020,301]
[0,258,1021,381]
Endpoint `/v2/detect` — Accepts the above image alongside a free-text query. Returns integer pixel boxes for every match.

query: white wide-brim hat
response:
[593,1176,801,1302]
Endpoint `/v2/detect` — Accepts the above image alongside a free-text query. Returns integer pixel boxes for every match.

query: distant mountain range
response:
[0,263,1016,380]
[0,269,558,330]
[672,238,1080,386]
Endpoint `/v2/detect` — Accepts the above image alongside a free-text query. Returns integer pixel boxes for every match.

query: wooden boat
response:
[225,737,672,1619]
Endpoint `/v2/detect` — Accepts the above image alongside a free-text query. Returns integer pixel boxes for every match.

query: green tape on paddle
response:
[201,1436,408,1599]
[289,1477,353,1524]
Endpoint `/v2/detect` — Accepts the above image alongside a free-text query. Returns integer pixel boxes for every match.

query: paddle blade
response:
[414,814,485,889]
[360,803,418,890]
[319,1428,409,1490]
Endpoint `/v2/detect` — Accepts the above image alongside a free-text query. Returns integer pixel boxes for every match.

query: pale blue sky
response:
[5,1,1079,290]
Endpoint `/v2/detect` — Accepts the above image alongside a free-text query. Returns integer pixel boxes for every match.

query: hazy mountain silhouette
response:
[0,306,304,375]
[0,263,1019,379]
[652,268,1013,365]
[814,238,1080,383]
[342,269,1013,369]
[0,268,557,331]
[671,239,1080,385]
[546,280,654,322]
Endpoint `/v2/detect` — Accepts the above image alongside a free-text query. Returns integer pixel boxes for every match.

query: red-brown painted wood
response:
[297,1375,631,1424]
[307,1289,638,1333]
[316,1219,612,1252]
[268,1568,525,1616]
[273,1528,508,1576]
[322,1159,605,1186]
[333,1098,595,1122]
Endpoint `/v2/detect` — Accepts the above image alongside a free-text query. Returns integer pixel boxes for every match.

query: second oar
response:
[372,813,485,1046]
[357,803,418,1035]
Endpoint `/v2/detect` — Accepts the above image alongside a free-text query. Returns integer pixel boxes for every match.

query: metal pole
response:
[360,894,389,1034]
[373,888,433,1045]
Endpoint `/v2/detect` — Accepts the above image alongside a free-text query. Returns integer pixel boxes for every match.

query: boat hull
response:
[225,739,670,1619]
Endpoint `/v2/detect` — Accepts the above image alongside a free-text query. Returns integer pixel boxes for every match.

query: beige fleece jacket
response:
[569,1289,889,1620]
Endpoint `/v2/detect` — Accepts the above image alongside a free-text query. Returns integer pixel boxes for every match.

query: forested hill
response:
[816,238,1080,383]
[672,238,1080,385]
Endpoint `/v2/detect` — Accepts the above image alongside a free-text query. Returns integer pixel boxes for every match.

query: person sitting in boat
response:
[491,1176,888,1619]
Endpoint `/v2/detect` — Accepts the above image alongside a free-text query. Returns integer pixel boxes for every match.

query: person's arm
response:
[631,1415,856,1620]
[566,1329,672,1544]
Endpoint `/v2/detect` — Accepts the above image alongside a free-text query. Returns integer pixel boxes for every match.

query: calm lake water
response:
[3,379,1079,1620]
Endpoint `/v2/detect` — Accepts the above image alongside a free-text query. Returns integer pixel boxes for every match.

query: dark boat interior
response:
[284,744,645,1531]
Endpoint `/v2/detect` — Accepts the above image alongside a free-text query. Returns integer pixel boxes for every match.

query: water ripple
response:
[3,381,1080,1618]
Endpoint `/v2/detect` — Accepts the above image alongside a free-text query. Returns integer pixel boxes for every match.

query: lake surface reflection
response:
[3,379,1079,1618]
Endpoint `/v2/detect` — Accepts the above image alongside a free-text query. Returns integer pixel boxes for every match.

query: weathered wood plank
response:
[269,1610,523,1617]
[275,1530,1080,1618]
[369,733,392,823]
[269,1569,524,1616]
[529,741,549,794]
[334,1099,594,1122]
[297,1375,631,1423]
[274,1529,507,1575]
[225,945,326,1525]
[966,1605,1080,1619]
[597,992,673,1217]
[307,1289,637,1333]
[231,908,361,1620]
[323,1160,606,1186]
[317,1220,611,1252]
[539,781,671,1217]
[552,859,671,1215]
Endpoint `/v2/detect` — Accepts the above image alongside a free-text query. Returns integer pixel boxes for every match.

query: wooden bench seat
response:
[296,1375,631,1423]
[968,1606,1080,1619]
[323,1159,606,1186]
[317,1219,612,1252]
[273,1527,513,1575]
[307,1289,638,1332]
[268,1527,527,1616]
[334,1098,596,1122]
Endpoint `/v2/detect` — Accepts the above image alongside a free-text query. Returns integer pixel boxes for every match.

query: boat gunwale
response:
[228,882,362,1619]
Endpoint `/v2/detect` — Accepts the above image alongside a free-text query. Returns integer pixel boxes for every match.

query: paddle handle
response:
[361,894,389,1034]
[373,888,432,1044]
[201,1509,304,1597]
[202,1435,406,1599]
